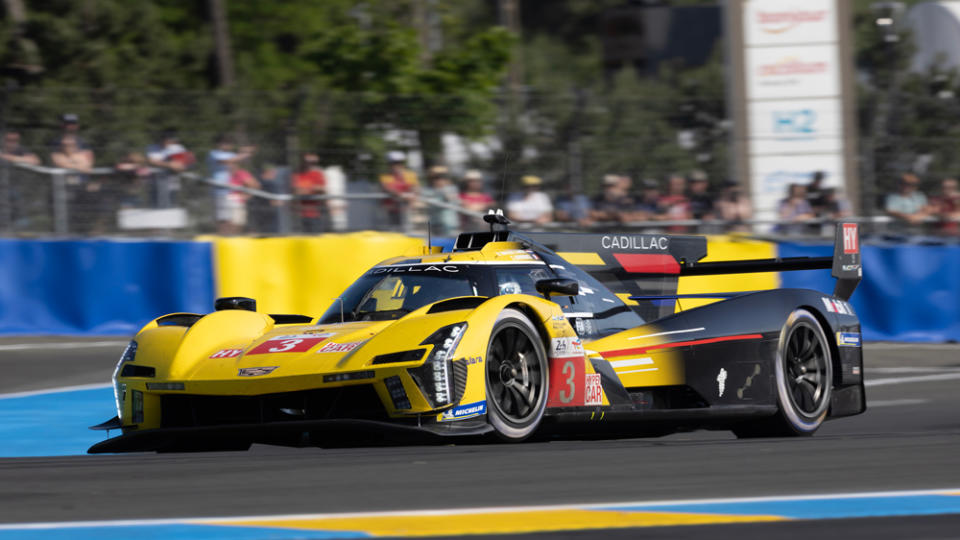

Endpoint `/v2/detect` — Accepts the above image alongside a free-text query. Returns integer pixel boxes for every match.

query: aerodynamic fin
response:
[830,222,862,301]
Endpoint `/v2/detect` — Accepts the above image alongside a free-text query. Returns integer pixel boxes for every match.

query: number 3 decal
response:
[558,360,576,404]
[548,357,585,407]
[268,339,303,353]
[248,336,327,355]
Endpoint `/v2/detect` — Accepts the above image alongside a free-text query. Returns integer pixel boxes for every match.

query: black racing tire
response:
[484,308,549,441]
[734,308,833,438]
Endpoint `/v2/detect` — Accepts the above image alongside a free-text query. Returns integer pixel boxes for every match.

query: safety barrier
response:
[204,232,427,316]
[0,238,214,335]
[0,234,957,341]
[779,240,960,342]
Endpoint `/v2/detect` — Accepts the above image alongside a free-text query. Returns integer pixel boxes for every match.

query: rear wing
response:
[453,224,861,319]
[510,223,861,318]
[671,222,862,301]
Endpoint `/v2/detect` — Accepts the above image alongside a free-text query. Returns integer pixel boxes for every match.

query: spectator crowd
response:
[2,115,960,238]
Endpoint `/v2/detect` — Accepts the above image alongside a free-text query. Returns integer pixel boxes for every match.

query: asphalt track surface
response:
[2,338,960,538]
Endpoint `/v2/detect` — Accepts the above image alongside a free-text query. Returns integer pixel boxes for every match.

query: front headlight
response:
[407,323,467,408]
[112,340,137,419]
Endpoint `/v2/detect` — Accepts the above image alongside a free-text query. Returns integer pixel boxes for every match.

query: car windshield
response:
[319,265,485,323]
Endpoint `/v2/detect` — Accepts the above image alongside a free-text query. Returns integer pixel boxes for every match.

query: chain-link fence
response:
[1,85,958,239]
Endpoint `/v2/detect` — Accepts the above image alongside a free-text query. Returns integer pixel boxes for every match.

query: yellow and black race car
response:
[90,217,865,453]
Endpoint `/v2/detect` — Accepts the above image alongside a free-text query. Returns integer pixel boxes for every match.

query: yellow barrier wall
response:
[205,232,424,316]
[676,235,780,311]
[205,233,779,318]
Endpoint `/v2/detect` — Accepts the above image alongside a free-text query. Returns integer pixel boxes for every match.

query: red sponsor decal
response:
[547,357,585,407]
[757,9,828,30]
[209,348,242,359]
[248,336,328,355]
[759,59,827,77]
[843,223,859,254]
[613,253,680,274]
[585,373,603,406]
[316,341,362,353]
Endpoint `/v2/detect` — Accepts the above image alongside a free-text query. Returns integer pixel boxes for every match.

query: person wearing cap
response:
[459,169,494,229]
[379,151,420,230]
[507,175,553,225]
[886,172,932,227]
[293,152,328,233]
[634,178,662,220]
[146,131,195,208]
[422,165,460,236]
[590,173,634,223]
[51,113,93,159]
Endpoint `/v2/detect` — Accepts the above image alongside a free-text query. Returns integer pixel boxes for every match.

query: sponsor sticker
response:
[837,332,861,347]
[440,400,487,421]
[600,235,669,251]
[717,368,728,397]
[842,223,859,254]
[370,265,460,274]
[209,348,242,359]
[550,336,585,359]
[238,366,277,377]
[316,341,363,353]
[822,297,854,316]
[463,356,483,366]
[585,373,603,406]
[248,334,332,355]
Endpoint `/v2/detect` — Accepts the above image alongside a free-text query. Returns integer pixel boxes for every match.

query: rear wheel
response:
[484,309,548,441]
[734,309,833,438]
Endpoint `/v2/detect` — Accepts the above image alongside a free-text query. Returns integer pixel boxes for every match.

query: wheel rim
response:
[486,325,544,425]
[784,322,829,416]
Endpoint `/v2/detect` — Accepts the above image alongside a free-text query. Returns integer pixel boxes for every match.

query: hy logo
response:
[843,223,859,254]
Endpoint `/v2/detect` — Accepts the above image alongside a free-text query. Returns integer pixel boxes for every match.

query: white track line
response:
[870,367,960,374]
[2,487,960,530]
[865,373,960,387]
[0,383,111,400]
[0,340,127,351]
[867,398,930,408]
[865,343,960,351]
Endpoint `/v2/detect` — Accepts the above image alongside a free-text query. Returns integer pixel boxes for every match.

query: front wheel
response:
[734,308,833,438]
[484,309,549,441]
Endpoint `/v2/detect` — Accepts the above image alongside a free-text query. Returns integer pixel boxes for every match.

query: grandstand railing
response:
[1,159,957,239]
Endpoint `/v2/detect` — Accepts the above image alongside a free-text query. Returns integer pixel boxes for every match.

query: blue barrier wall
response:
[779,241,960,342]
[2,237,958,342]
[0,239,215,335]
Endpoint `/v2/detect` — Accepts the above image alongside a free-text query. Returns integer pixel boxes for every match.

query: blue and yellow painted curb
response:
[2,489,960,539]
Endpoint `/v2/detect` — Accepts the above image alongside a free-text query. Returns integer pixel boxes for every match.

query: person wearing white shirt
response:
[507,175,553,224]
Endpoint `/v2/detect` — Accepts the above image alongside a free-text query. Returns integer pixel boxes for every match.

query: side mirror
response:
[215,297,257,312]
[535,278,579,298]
